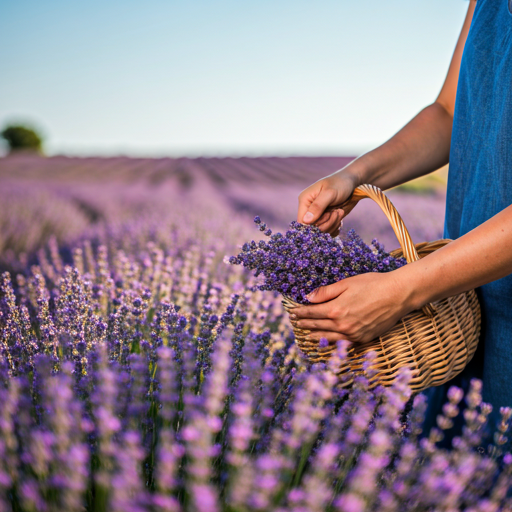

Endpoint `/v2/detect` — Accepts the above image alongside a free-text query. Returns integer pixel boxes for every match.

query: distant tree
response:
[1,124,44,153]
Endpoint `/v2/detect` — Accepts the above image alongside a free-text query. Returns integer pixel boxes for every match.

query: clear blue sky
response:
[0,0,469,157]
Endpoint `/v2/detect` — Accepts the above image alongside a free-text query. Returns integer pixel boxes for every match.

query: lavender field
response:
[0,154,447,269]
[1,154,511,512]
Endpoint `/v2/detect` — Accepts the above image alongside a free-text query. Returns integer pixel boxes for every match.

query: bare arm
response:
[403,205,512,311]
[298,0,477,231]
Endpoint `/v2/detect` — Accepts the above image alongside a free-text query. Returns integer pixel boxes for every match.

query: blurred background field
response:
[0,154,447,274]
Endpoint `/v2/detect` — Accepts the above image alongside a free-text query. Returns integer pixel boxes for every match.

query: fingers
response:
[297,185,318,224]
[317,209,343,232]
[289,303,332,320]
[291,318,338,332]
[298,173,360,228]
[300,188,337,225]
[320,210,344,237]
[299,206,344,236]
[314,210,336,227]
[327,219,343,238]
[306,281,346,304]
[304,331,351,343]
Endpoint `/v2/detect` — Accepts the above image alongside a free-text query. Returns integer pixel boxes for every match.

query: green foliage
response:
[1,124,43,153]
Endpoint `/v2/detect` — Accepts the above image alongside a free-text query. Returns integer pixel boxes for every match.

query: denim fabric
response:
[423,0,512,436]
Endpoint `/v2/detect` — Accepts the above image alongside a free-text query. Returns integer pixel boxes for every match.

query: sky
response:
[0,0,470,157]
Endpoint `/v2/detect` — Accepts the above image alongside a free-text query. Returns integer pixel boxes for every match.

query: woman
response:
[292,0,512,426]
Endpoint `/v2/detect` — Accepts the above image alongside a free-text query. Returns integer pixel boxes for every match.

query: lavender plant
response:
[229,218,407,303]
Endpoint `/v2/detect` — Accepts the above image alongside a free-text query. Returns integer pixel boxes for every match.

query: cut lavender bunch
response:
[229,218,407,303]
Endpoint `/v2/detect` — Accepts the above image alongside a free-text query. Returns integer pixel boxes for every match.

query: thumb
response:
[306,281,345,303]
[302,189,336,224]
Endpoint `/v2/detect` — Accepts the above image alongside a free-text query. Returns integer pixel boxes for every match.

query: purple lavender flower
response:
[230,219,406,303]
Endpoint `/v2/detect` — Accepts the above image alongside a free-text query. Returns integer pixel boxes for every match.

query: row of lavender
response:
[0,155,355,185]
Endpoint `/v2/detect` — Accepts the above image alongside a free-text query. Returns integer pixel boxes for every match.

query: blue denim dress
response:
[423,0,512,434]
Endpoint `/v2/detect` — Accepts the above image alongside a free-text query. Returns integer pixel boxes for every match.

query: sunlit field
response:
[1,155,510,512]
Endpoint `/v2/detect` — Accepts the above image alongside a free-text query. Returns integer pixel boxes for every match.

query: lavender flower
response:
[230,219,406,303]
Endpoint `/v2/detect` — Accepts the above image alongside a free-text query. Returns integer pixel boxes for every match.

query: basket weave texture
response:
[283,184,481,392]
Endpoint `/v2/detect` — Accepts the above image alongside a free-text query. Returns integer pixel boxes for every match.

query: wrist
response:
[334,152,381,189]
[394,260,435,314]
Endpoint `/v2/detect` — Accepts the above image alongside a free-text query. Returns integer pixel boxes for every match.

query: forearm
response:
[397,205,512,311]
[337,101,453,191]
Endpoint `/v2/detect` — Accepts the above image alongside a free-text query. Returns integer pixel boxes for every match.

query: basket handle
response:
[341,184,437,318]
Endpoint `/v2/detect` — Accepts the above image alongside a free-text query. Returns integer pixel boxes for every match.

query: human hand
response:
[289,271,414,344]
[297,171,361,236]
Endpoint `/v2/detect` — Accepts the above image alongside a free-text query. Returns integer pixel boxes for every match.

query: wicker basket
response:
[282,184,481,392]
